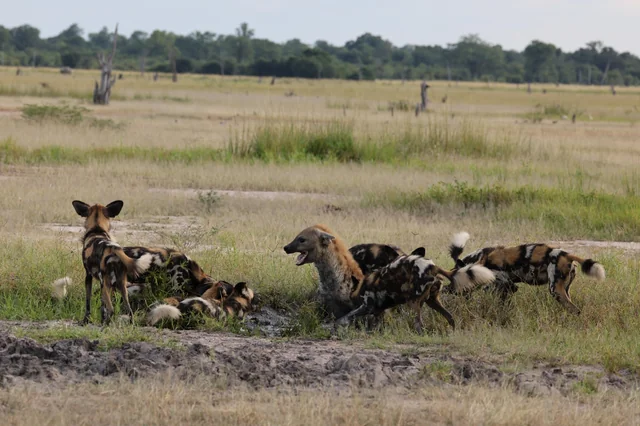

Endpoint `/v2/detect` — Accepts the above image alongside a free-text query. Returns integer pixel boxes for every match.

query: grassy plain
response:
[0,66,639,424]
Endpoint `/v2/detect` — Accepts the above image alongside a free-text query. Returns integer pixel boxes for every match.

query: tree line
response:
[1,22,639,86]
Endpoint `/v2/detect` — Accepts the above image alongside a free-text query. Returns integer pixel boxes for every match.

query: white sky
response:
[4,0,640,55]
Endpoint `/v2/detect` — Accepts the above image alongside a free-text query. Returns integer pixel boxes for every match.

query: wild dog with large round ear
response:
[72,200,153,325]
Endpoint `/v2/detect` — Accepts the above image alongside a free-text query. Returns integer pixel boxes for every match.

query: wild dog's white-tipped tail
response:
[583,261,606,281]
[451,264,495,293]
[51,277,72,300]
[134,253,154,275]
[147,304,181,326]
[452,232,470,249]
[449,232,470,262]
[127,285,142,296]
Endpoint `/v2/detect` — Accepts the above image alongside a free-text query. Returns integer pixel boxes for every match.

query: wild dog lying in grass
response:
[448,232,606,314]
[72,200,153,325]
[146,281,255,326]
[123,246,223,300]
[338,254,495,331]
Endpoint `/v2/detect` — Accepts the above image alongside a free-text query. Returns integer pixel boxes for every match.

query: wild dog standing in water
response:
[339,254,495,331]
[449,232,606,314]
[72,200,153,325]
[146,281,255,326]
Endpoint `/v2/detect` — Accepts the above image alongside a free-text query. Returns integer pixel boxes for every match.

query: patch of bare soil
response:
[0,321,636,395]
[551,240,640,252]
[148,187,349,201]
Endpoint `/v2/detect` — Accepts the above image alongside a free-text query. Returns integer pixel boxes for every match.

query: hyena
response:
[146,281,255,326]
[284,224,437,321]
[338,254,495,331]
[448,232,606,314]
[72,200,153,325]
[284,224,366,319]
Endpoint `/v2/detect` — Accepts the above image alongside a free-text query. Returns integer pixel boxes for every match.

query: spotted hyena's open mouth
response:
[296,251,308,266]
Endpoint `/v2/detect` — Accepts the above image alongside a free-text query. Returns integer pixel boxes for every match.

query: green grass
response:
[21,104,124,129]
[367,181,640,241]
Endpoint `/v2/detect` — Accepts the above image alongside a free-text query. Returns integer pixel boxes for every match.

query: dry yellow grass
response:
[1,375,639,426]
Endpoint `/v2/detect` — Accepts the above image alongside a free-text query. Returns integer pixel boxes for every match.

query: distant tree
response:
[524,40,557,82]
[89,27,112,50]
[11,25,40,51]
[235,22,254,63]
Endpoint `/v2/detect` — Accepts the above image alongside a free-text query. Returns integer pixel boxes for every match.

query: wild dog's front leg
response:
[335,303,374,327]
[407,300,424,333]
[425,282,455,330]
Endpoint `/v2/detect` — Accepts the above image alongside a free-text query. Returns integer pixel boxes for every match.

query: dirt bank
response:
[0,321,636,395]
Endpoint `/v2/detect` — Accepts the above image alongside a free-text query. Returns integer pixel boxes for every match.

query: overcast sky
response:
[4,0,639,55]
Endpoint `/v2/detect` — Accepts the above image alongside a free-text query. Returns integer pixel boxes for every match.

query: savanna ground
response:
[0,66,639,425]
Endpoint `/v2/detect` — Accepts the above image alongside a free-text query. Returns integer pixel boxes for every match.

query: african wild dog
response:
[123,246,225,299]
[72,200,153,325]
[448,232,606,314]
[146,281,255,326]
[338,254,495,331]
[349,243,426,275]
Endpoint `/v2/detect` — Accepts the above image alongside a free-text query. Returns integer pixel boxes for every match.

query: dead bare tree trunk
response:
[93,24,118,105]
[169,48,178,83]
[139,52,147,76]
[611,84,616,95]
[527,82,532,93]
[270,76,276,85]
[420,81,429,111]
[601,60,611,85]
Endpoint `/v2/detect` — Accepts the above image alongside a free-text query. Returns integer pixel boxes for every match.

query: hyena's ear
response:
[72,200,90,217]
[351,275,361,289]
[318,232,335,246]
[105,200,124,218]
[410,247,426,257]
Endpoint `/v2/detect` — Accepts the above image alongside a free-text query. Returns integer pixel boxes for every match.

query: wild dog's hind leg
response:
[107,260,134,323]
[81,273,93,325]
[548,264,581,315]
[100,278,114,325]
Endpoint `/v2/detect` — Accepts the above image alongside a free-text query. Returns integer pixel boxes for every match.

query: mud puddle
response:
[0,321,637,395]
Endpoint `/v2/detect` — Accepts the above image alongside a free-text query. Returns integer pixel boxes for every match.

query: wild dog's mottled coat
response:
[72,200,153,325]
[284,224,364,318]
[449,232,606,314]
[147,282,255,326]
[123,246,223,298]
[349,244,426,275]
[340,255,495,331]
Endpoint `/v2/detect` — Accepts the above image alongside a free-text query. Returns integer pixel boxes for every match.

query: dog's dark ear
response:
[318,231,335,246]
[234,282,247,293]
[72,200,90,217]
[105,200,124,218]
[410,247,426,257]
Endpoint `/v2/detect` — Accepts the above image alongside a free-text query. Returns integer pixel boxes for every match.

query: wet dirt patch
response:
[0,322,637,394]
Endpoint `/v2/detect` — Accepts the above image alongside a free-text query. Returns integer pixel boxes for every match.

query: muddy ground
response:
[0,320,636,396]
